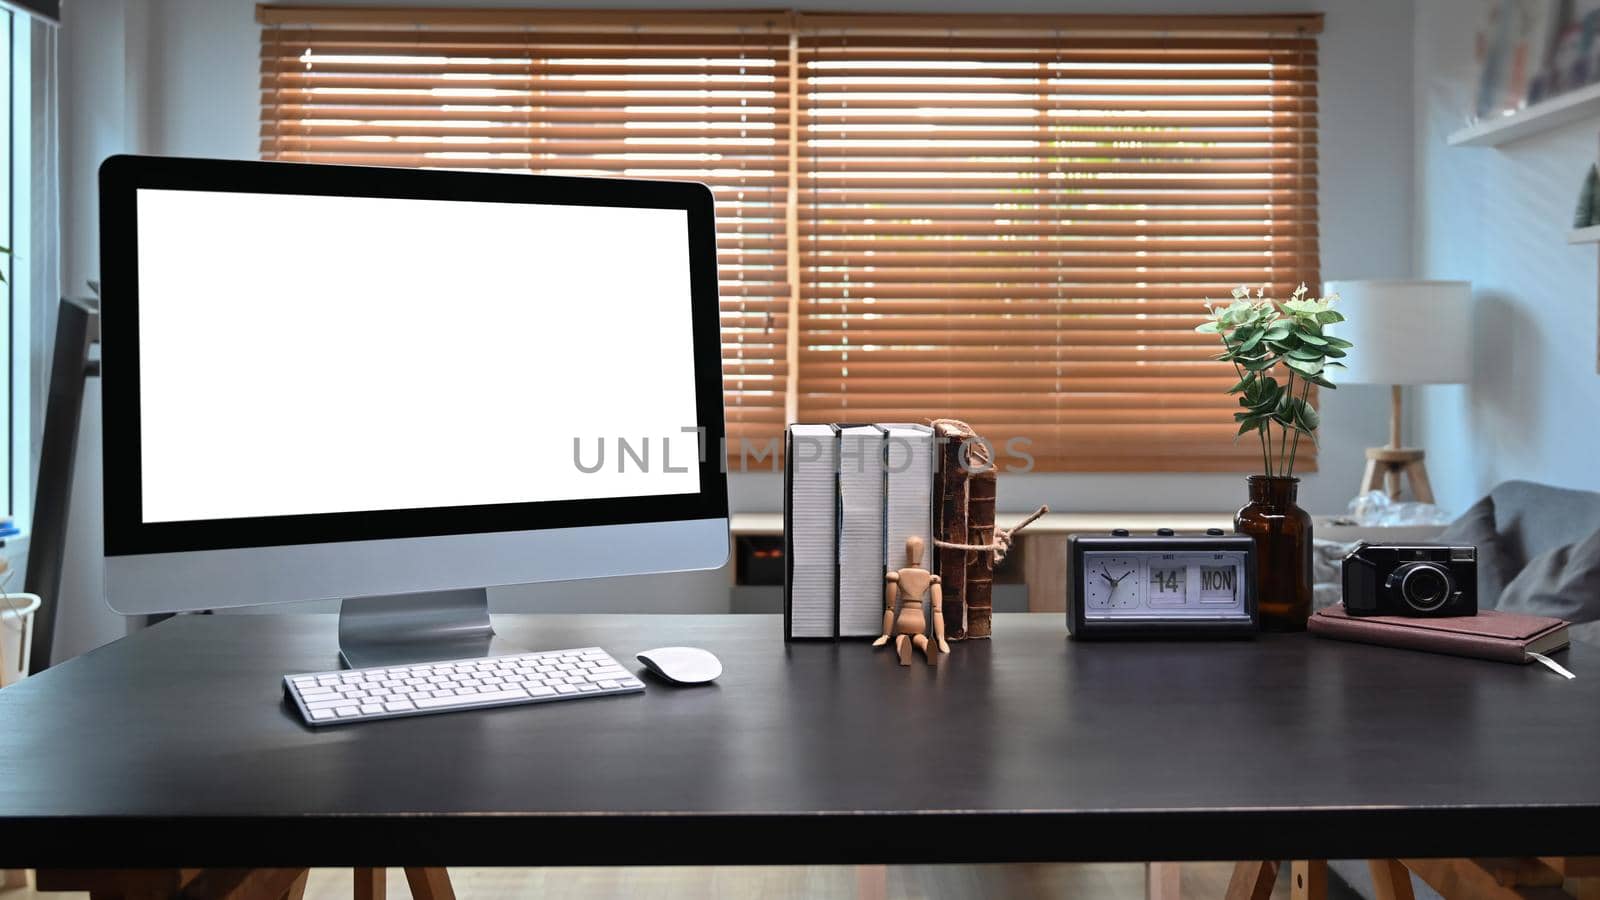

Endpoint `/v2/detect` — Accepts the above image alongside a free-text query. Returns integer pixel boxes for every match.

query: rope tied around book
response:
[931,505,1049,567]
[925,419,1047,566]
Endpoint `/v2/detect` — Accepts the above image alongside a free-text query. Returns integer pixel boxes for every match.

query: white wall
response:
[1413,0,1600,511]
[51,0,1417,635]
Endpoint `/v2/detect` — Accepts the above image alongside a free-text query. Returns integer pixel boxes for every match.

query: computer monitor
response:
[97,155,729,667]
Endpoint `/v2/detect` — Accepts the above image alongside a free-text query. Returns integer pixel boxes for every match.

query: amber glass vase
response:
[1234,475,1313,631]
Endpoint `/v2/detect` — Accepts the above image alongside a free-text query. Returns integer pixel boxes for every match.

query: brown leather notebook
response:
[1309,605,1570,665]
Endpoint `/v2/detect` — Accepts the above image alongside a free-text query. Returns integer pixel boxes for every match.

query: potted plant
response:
[1197,284,1351,631]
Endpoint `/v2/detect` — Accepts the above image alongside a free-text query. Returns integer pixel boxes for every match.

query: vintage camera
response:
[1342,542,1477,617]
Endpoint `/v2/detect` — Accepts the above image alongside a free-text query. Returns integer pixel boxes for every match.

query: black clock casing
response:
[1067,532,1259,639]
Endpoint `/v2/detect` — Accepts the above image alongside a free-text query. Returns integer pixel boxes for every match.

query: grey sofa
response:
[1438,480,1600,644]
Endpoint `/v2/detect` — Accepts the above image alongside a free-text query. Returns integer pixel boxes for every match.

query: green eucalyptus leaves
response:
[1196,283,1351,478]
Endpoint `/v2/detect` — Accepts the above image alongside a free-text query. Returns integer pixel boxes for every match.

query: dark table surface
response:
[0,613,1596,868]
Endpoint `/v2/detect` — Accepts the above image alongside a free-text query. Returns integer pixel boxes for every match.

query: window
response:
[258,9,1320,472]
[1,8,39,525]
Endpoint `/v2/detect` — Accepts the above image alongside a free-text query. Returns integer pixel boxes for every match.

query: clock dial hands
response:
[1097,564,1133,587]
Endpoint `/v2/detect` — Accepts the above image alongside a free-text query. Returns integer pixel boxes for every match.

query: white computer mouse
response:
[636,647,722,685]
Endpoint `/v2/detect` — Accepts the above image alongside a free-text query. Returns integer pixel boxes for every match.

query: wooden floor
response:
[1,862,1327,899]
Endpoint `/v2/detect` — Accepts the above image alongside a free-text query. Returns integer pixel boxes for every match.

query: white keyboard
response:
[284,647,645,726]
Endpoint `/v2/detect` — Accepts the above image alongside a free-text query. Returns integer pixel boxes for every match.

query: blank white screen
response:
[134,188,702,523]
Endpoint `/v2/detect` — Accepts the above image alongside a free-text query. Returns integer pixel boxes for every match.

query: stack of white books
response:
[783,423,936,641]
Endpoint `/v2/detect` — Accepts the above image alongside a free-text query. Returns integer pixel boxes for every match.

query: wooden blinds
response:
[259,8,794,449]
[259,8,1322,472]
[795,15,1320,472]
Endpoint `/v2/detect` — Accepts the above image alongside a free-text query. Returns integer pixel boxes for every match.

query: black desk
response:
[0,613,1596,868]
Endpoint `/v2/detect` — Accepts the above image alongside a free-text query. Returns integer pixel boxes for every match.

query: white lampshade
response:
[1323,280,1472,385]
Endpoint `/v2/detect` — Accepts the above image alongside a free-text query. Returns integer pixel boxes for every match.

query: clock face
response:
[1081,554,1143,610]
[1081,550,1248,620]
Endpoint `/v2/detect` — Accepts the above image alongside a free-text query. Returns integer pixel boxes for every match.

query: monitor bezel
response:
[99,154,729,557]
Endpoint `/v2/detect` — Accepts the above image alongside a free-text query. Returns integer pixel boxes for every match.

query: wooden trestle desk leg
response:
[1145,862,1182,900]
[1226,861,1279,900]
[35,867,311,900]
[1546,858,1600,900]
[186,868,310,900]
[1290,860,1327,900]
[353,867,385,900]
[1400,858,1568,898]
[402,868,456,900]
[1367,860,1416,900]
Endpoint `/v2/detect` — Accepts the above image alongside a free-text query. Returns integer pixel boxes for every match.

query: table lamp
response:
[1324,279,1472,504]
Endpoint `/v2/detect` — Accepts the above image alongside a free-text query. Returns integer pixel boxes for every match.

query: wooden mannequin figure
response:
[873,536,950,666]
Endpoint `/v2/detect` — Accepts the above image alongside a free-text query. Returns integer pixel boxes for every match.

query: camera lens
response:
[1399,563,1453,612]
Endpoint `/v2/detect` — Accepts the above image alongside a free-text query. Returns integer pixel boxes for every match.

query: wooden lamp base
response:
[1360,446,1434,504]
[1357,385,1436,505]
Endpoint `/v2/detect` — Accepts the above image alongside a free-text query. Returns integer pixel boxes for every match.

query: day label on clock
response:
[1199,565,1240,604]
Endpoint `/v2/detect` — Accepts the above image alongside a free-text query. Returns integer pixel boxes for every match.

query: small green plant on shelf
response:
[1196,283,1352,478]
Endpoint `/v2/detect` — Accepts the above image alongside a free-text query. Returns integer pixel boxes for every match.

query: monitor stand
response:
[337,588,523,669]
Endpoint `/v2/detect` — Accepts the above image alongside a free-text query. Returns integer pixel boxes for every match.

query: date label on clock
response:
[1149,566,1187,606]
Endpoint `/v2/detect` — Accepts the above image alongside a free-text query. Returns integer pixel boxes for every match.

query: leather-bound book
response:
[1309,605,1570,665]
[932,427,969,639]
[964,468,998,639]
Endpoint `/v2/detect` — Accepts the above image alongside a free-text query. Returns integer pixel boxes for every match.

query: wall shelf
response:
[1448,82,1600,147]
[1570,225,1600,244]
